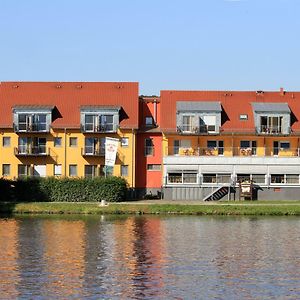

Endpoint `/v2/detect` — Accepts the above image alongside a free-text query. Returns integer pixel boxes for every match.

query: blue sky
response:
[0,0,299,95]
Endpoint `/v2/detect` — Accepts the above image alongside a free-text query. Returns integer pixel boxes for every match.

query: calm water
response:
[0,215,300,300]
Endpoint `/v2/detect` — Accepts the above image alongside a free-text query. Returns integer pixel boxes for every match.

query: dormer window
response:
[252,103,290,135]
[176,101,221,135]
[81,106,120,133]
[13,106,53,132]
[18,114,47,132]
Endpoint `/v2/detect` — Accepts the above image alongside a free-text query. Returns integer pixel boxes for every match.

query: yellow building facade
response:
[0,82,138,188]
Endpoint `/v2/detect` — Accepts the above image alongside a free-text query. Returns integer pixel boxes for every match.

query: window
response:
[147,164,161,171]
[121,165,128,177]
[17,113,47,132]
[85,165,97,178]
[202,174,231,184]
[103,166,113,177]
[168,173,183,183]
[145,138,154,156]
[271,174,284,184]
[69,137,77,147]
[252,174,265,184]
[183,173,197,183]
[18,165,31,177]
[2,164,10,176]
[84,137,105,155]
[121,137,129,147]
[81,110,118,133]
[17,137,46,155]
[280,141,290,150]
[173,140,180,155]
[69,165,77,177]
[271,174,299,184]
[206,140,224,155]
[33,165,46,177]
[218,174,232,184]
[260,116,283,134]
[100,115,114,131]
[203,174,217,183]
[286,174,299,184]
[237,174,251,183]
[54,137,62,147]
[84,114,97,132]
[182,115,194,132]
[145,117,153,126]
[167,172,197,184]
[240,114,248,120]
[240,141,257,155]
[200,115,217,132]
[54,164,62,176]
[3,137,10,147]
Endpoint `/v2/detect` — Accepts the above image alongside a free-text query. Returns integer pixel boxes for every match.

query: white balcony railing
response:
[165,147,300,157]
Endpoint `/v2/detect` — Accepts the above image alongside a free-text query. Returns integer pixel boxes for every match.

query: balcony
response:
[81,147,105,156]
[81,124,116,133]
[166,146,300,157]
[14,146,49,156]
[177,125,219,135]
[14,123,48,133]
[257,125,291,136]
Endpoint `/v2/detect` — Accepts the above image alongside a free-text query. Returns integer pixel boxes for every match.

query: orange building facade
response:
[135,96,163,198]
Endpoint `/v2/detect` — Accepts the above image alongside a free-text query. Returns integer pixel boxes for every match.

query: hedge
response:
[0,176,128,202]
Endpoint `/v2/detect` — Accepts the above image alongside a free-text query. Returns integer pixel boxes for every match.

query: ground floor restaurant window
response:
[271,174,299,184]
[202,173,231,184]
[168,172,197,184]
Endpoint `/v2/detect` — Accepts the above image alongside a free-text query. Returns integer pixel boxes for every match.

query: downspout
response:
[132,128,136,195]
[154,100,157,124]
[64,128,67,177]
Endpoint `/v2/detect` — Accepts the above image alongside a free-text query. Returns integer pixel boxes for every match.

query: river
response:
[0,215,299,299]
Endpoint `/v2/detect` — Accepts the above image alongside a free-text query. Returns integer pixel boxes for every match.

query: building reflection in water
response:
[207,217,300,299]
[41,219,86,298]
[0,219,20,299]
[112,216,166,299]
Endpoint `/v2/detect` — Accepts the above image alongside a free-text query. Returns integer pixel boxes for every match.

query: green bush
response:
[0,177,128,203]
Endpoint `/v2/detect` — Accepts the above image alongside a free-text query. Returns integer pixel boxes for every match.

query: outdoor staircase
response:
[203,185,230,201]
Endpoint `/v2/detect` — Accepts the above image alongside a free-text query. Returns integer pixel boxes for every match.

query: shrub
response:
[0,176,128,203]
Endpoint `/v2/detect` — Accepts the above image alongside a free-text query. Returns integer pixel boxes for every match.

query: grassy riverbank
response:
[1,201,300,216]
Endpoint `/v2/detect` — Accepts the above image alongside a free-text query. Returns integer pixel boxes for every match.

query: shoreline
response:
[1,201,300,216]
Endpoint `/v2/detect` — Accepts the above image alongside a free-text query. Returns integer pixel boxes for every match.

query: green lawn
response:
[1,201,300,216]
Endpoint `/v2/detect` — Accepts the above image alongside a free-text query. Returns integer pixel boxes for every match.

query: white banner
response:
[105,137,119,167]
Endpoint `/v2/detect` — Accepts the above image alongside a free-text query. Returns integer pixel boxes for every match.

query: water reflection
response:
[0,215,299,299]
[41,220,86,298]
[0,219,20,299]
[112,217,166,299]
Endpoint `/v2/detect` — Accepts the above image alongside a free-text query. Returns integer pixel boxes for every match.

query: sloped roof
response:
[0,82,139,128]
[160,90,300,132]
[177,101,221,112]
[252,102,290,113]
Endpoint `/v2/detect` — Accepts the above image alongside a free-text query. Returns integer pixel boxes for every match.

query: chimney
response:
[280,87,285,96]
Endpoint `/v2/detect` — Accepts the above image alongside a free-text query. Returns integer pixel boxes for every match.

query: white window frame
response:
[167,171,198,185]
[182,115,194,132]
[54,164,62,176]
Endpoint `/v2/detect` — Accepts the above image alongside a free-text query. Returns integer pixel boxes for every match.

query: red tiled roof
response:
[160,90,300,133]
[0,82,139,129]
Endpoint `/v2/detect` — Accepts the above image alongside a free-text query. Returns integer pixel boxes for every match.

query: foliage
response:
[0,177,128,203]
